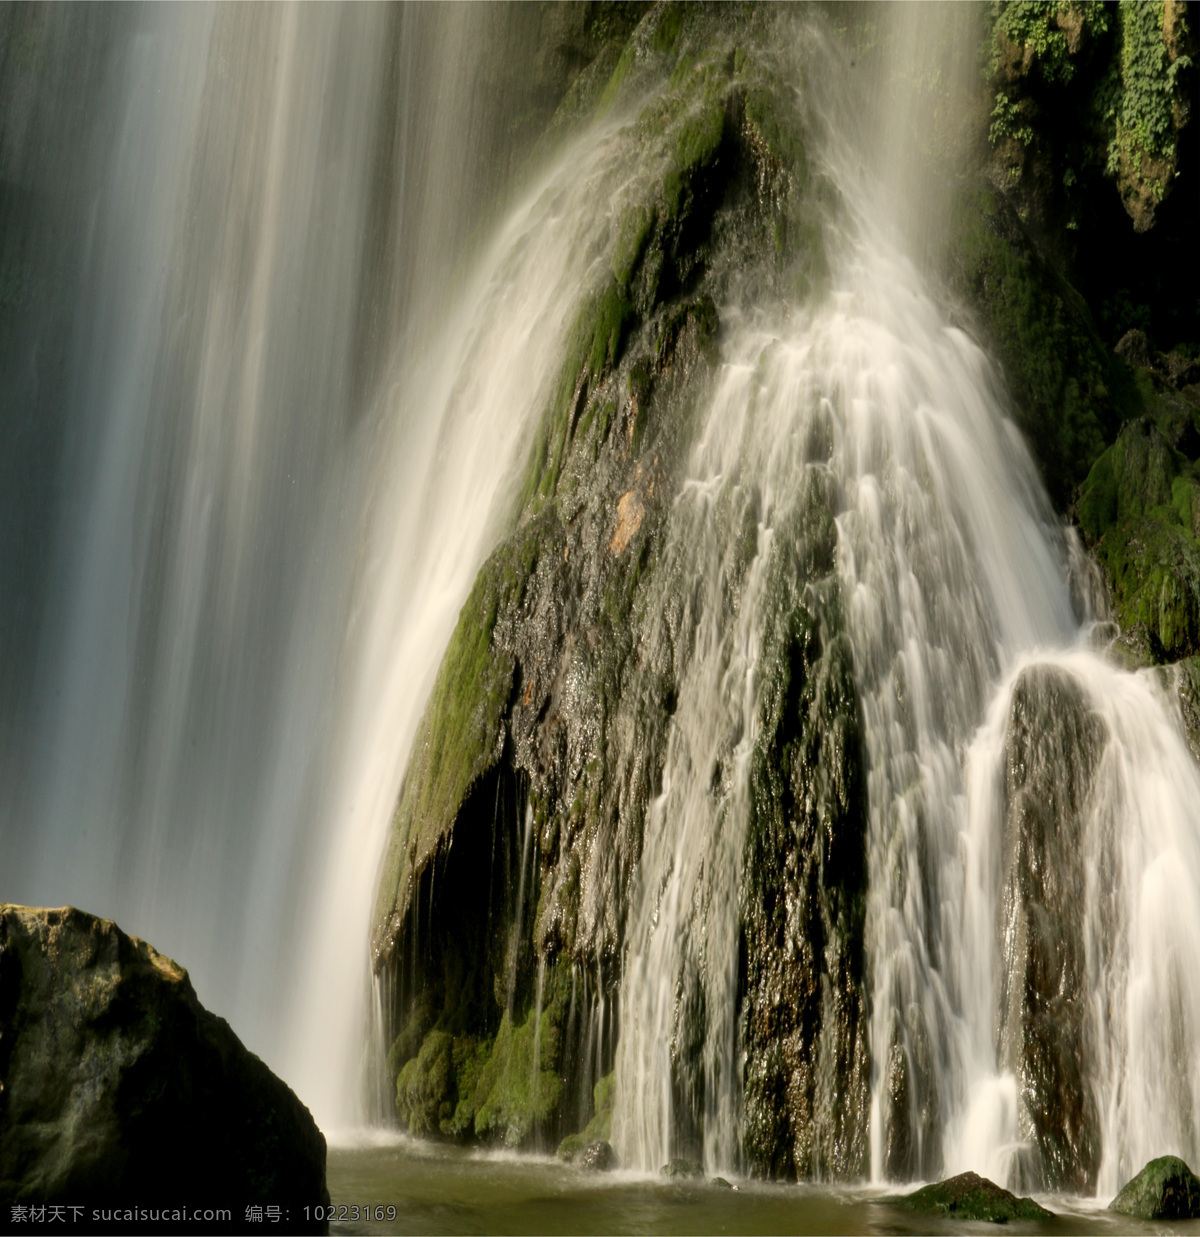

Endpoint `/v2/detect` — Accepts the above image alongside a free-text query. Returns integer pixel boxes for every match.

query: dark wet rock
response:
[1116,328,1153,370]
[1109,1155,1200,1220]
[661,1158,704,1179]
[892,1171,1053,1223]
[1174,656,1200,764]
[999,667,1106,1192]
[740,478,870,1181]
[710,1176,734,1190]
[576,1140,617,1171]
[0,905,329,1224]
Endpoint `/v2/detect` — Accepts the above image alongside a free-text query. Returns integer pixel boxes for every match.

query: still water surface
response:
[326,1137,1200,1235]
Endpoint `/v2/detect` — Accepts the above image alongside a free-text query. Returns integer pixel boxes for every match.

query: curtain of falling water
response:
[613,3,1200,1191]
[0,3,562,1129]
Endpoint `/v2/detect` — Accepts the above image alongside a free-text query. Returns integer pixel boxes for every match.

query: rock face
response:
[998,667,1106,1193]
[0,905,329,1221]
[1077,409,1200,665]
[892,1171,1053,1223]
[1109,1156,1200,1220]
[371,2,866,1175]
[368,0,1198,1189]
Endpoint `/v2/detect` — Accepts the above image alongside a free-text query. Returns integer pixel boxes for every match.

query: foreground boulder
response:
[1109,1156,1200,1220]
[0,905,329,1225]
[891,1171,1053,1223]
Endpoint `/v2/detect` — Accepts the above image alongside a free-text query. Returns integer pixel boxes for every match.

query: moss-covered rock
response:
[392,958,573,1149]
[1077,415,1200,661]
[374,4,839,1161]
[950,183,1133,508]
[557,1072,616,1161]
[661,1158,704,1179]
[891,1171,1054,1223]
[1109,1154,1200,1220]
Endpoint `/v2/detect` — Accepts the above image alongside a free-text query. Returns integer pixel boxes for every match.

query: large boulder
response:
[891,1171,1053,1223]
[0,905,329,1226]
[1109,1156,1200,1220]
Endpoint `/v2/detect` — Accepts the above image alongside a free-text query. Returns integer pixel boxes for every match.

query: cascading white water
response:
[0,3,636,1130]
[6,1,1200,1187]
[949,648,1200,1195]
[612,3,1200,1191]
[2,3,395,1086]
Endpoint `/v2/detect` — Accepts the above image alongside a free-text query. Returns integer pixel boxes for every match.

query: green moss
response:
[446,1036,490,1138]
[595,43,637,118]
[386,989,435,1080]
[395,1030,454,1136]
[473,965,570,1146]
[952,185,1134,506]
[1078,419,1200,660]
[520,278,637,508]
[585,1072,616,1142]
[651,3,685,55]
[1109,1155,1200,1220]
[394,960,573,1146]
[744,86,807,177]
[588,283,634,378]
[373,523,560,946]
[555,1071,617,1159]
[662,96,727,217]
[892,1171,1053,1222]
[612,204,655,288]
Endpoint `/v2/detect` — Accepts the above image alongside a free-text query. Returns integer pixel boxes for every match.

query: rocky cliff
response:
[371,0,1198,1186]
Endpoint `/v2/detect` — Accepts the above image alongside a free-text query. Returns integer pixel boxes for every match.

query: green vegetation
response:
[555,1073,616,1160]
[1077,415,1200,660]
[373,524,547,951]
[951,185,1133,506]
[393,961,573,1147]
[987,0,1192,230]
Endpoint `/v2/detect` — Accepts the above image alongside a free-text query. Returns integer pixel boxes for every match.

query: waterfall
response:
[0,3,597,1129]
[5,0,1199,1188]
[610,2,1200,1191]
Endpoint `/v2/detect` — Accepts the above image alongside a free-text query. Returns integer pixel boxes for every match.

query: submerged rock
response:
[1109,1155,1200,1220]
[0,905,329,1222]
[891,1171,1053,1223]
[576,1141,617,1172]
[661,1158,704,1179]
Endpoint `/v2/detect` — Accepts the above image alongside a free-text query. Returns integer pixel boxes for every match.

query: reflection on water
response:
[325,1138,1185,1236]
